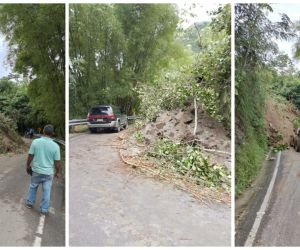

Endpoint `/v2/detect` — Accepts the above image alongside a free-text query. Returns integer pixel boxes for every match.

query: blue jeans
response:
[26,172,53,212]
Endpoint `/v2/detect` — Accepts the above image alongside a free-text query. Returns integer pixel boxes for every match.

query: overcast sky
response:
[0,35,11,78]
[177,2,222,29]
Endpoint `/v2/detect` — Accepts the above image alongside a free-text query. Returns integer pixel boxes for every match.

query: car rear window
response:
[90,107,110,115]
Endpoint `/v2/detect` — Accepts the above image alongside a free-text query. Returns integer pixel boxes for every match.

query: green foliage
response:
[0,4,65,137]
[70,4,184,118]
[136,70,185,121]
[191,4,231,128]
[134,131,145,144]
[177,68,223,122]
[276,77,300,110]
[292,117,300,129]
[137,4,231,128]
[149,138,230,189]
[235,4,294,69]
[0,78,47,133]
[235,4,295,195]
[177,22,209,54]
[235,135,266,196]
[272,143,289,153]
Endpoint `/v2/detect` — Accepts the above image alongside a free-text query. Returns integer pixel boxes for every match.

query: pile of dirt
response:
[125,105,231,169]
[119,106,231,203]
[264,97,299,146]
[0,114,24,154]
[142,106,230,152]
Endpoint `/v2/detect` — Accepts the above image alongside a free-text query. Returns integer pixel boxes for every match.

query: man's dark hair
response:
[43,124,54,136]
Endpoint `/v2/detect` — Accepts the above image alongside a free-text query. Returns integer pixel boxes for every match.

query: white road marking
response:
[33,236,42,247]
[244,151,282,246]
[33,214,46,247]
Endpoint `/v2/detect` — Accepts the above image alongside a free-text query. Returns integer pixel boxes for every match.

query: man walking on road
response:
[25,124,61,215]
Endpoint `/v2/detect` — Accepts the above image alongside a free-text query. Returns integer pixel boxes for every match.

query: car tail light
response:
[108,114,116,120]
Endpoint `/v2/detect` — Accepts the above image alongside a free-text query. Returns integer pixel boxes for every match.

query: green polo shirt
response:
[28,137,60,175]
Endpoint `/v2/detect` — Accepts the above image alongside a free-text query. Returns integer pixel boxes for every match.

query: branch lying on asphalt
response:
[118,127,231,205]
[119,149,209,205]
[186,139,231,156]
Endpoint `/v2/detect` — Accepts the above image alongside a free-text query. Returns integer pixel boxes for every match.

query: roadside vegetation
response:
[0,4,65,139]
[70,4,231,197]
[235,4,300,196]
[0,4,65,180]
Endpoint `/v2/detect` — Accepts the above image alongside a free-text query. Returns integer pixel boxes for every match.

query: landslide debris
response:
[0,113,24,154]
[264,97,299,147]
[135,105,230,168]
[119,106,231,204]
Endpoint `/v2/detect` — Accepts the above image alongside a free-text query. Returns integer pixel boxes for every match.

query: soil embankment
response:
[0,116,25,154]
[264,97,299,146]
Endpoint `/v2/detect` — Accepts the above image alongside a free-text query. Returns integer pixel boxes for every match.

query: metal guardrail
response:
[69,119,88,126]
[69,116,140,127]
[33,134,65,146]
[69,119,87,124]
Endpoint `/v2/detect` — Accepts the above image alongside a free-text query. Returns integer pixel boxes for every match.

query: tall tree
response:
[0,4,65,136]
[235,3,295,194]
[69,4,183,118]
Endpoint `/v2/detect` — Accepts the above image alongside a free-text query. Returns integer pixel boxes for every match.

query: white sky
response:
[267,3,300,67]
[176,2,222,29]
[0,35,11,78]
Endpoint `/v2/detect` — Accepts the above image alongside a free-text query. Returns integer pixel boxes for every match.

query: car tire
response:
[89,128,96,133]
[290,136,294,147]
[114,123,121,133]
[296,138,300,152]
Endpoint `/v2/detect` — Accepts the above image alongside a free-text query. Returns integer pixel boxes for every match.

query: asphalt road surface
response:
[0,153,65,246]
[236,150,300,246]
[69,131,231,246]
[254,150,300,246]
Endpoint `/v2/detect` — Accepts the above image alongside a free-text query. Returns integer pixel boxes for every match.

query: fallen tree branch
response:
[119,149,209,205]
[186,139,231,156]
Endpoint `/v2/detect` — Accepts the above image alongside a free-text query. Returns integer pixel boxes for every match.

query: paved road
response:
[254,150,300,246]
[69,131,231,246]
[0,153,65,246]
[236,150,300,246]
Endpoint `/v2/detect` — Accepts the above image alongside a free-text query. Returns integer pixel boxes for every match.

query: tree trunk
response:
[193,96,198,136]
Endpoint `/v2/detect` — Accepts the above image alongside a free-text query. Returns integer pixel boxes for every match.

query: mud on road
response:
[69,131,231,246]
[0,153,65,246]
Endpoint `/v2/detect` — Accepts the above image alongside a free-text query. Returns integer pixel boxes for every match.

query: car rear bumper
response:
[87,121,118,128]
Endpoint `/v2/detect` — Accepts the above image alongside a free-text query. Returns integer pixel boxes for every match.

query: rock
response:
[156,122,165,130]
[156,112,172,123]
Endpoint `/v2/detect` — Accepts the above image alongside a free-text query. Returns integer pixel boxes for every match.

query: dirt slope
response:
[140,105,231,168]
[0,114,24,154]
[264,97,299,146]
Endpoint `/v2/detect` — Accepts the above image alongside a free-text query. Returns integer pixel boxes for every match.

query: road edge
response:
[244,151,281,246]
